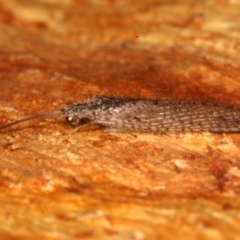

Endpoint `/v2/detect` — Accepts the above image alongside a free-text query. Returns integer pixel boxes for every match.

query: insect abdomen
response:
[94,99,240,133]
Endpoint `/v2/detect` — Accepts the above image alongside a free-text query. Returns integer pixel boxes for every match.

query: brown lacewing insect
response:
[1,95,240,133]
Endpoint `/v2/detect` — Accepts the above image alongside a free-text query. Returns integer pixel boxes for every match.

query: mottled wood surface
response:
[1,0,240,239]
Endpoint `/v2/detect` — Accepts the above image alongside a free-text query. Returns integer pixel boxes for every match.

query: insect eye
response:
[66,116,91,127]
[66,116,78,126]
[67,116,73,122]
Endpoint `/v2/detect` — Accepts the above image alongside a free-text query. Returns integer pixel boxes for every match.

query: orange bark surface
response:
[0,0,240,239]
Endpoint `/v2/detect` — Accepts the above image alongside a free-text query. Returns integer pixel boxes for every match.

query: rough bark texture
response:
[1,0,240,239]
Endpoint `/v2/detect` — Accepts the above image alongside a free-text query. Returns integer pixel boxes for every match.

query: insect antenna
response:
[0,109,63,131]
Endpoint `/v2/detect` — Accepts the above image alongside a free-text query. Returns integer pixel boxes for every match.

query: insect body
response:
[1,95,240,133]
